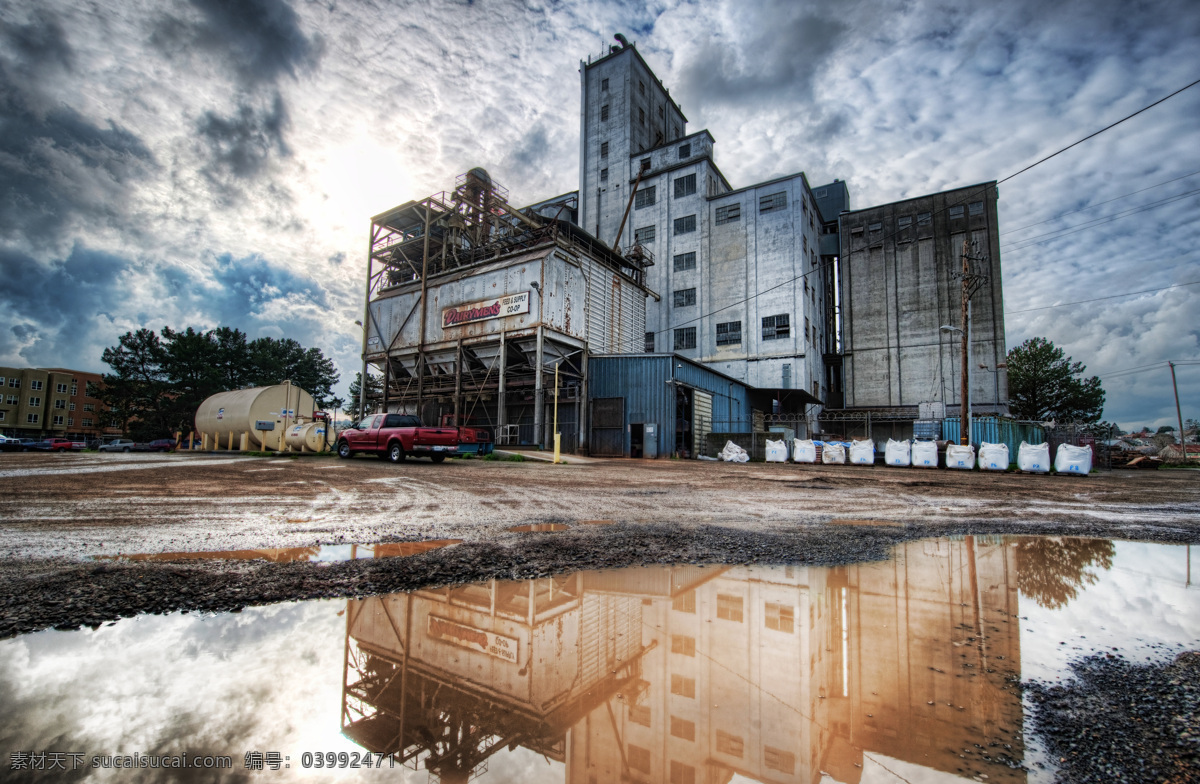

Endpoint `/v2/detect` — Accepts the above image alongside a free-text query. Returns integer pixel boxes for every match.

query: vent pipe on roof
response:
[614,33,630,47]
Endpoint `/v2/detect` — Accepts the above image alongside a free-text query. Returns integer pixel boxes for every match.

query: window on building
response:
[639,107,645,125]
[634,225,655,244]
[670,716,695,741]
[868,222,882,232]
[56,383,67,393]
[68,402,76,411]
[898,215,913,227]
[673,288,696,308]
[717,593,744,621]
[640,157,651,171]
[600,104,609,121]
[716,731,744,757]
[813,380,819,399]
[82,418,93,427]
[83,403,95,412]
[669,762,695,784]
[673,251,696,271]
[969,201,984,215]
[670,674,696,698]
[5,395,16,405]
[715,203,741,225]
[0,377,5,386]
[644,332,655,352]
[658,105,664,118]
[26,413,39,424]
[759,191,787,213]
[849,226,864,236]
[673,214,696,235]
[28,397,41,407]
[764,747,796,774]
[678,143,691,159]
[628,745,651,774]
[54,399,65,409]
[813,324,818,347]
[716,321,741,347]
[670,635,695,656]
[674,173,696,198]
[804,316,811,343]
[639,80,645,95]
[673,590,696,613]
[762,314,790,340]
[600,141,609,158]
[601,77,609,91]
[634,185,656,208]
[765,602,795,633]
[949,204,965,218]
[66,417,73,426]
[600,168,608,182]
[31,380,43,391]
[673,327,696,351]
[0,411,5,422]
[8,378,19,388]
[70,382,77,395]
[917,211,932,225]
[629,704,650,727]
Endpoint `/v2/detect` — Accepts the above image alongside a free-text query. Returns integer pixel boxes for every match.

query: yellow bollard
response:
[239,432,248,451]
[202,432,209,451]
[226,431,232,450]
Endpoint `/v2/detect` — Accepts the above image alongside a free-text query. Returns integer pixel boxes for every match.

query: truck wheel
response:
[337,440,353,459]
[430,454,446,464]
[387,443,407,463]
[122,447,130,453]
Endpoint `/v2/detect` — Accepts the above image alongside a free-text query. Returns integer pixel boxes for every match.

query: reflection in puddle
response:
[506,523,570,533]
[93,539,462,563]
[2,537,1196,783]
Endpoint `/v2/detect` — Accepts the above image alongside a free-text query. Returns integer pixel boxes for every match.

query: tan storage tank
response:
[195,384,316,449]
[286,421,331,452]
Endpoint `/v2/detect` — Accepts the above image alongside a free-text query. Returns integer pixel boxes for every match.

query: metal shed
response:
[587,354,752,458]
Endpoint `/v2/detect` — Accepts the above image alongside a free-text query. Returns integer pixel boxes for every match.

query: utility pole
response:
[1170,361,1186,457]
[954,239,990,446]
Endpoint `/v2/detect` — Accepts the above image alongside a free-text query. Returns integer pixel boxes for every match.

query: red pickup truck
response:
[337,414,459,463]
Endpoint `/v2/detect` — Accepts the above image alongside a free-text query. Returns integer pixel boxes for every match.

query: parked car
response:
[337,413,458,463]
[140,439,177,452]
[15,438,38,451]
[0,435,20,452]
[98,439,136,453]
[33,438,77,452]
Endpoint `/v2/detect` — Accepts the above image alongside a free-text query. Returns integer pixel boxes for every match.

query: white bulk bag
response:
[978,442,1010,471]
[765,439,789,463]
[911,440,939,468]
[1017,441,1050,473]
[885,439,911,467]
[1054,443,1093,475]
[793,439,817,463]
[719,440,750,463]
[822,443,846,464]
[945,444,975,470]
[849,439,875,465]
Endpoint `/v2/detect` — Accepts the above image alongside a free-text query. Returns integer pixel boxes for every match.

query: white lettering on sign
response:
[427,615,519,663]
[442,292,530,329]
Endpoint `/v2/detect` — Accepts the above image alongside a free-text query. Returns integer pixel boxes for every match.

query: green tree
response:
[1156,425,1175,434]
[1015,536,1115,610]
[345,372,382,420]
[1006,337,1105,422]
[99,328,171,439]
[246,338,339,406]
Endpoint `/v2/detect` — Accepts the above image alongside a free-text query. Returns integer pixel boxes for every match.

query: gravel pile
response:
[1026,650,1200,783]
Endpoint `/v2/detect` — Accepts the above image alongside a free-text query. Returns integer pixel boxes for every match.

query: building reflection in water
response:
[342,536,1027,783]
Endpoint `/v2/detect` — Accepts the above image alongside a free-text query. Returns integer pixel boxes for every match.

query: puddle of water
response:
[578,519,615,525]
[92,539,462,564]
[506,523,569,532]
[3,536,1196,783]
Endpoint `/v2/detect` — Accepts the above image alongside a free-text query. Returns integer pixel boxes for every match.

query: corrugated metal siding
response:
[943,416,1045,454]
[589,355,752,457]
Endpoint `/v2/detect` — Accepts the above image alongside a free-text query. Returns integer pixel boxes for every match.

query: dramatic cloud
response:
[0,0,1196,427]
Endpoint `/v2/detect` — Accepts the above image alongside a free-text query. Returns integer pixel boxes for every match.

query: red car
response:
[337,414,459,463]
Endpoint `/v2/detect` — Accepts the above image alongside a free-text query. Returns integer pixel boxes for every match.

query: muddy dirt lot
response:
[0,451,1197,638]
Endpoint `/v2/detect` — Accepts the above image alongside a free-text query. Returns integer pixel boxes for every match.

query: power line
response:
[997,77,1200,185]
[1001,169,1200,235]
[1005,280,1200,315]
[1001,188,1200,253]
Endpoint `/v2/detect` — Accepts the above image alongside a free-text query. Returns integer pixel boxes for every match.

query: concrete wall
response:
[838,183,1007,413]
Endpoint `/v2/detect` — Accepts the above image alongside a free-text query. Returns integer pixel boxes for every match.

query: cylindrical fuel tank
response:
[286,421,331,452]
[194,384,316,448]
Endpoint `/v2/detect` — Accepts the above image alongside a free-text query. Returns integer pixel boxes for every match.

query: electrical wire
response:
[1001,188,1200,253]
[1004,280,1200,315]
[1001,168,1200,235]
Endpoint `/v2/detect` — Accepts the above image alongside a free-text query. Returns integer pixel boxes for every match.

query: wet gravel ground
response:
[0,452,1197,638]
[1025,650,1200,783]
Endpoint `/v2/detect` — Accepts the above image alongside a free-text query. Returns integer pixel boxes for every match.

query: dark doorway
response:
[630,423,644,458]
[590,397,625,457]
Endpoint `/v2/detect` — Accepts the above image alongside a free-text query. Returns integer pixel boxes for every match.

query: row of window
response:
[850,201,984,235]
[663,314,809,348]
[631,190,790,243]
[669,592,797,631]
[2,377,84,395]
[626,739,793,778]
[0,410,96,426]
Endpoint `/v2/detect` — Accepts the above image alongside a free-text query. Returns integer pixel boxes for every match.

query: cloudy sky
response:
[1,0,1197,428]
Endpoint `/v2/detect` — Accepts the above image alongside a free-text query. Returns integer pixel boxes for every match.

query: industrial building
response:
[358,38,1008,456]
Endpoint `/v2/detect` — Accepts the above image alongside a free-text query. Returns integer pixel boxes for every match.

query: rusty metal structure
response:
[360,169,655,450]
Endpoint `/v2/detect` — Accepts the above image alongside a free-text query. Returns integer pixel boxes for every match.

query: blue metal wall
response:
[589,354,752,457]
[942,416,1045,455]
